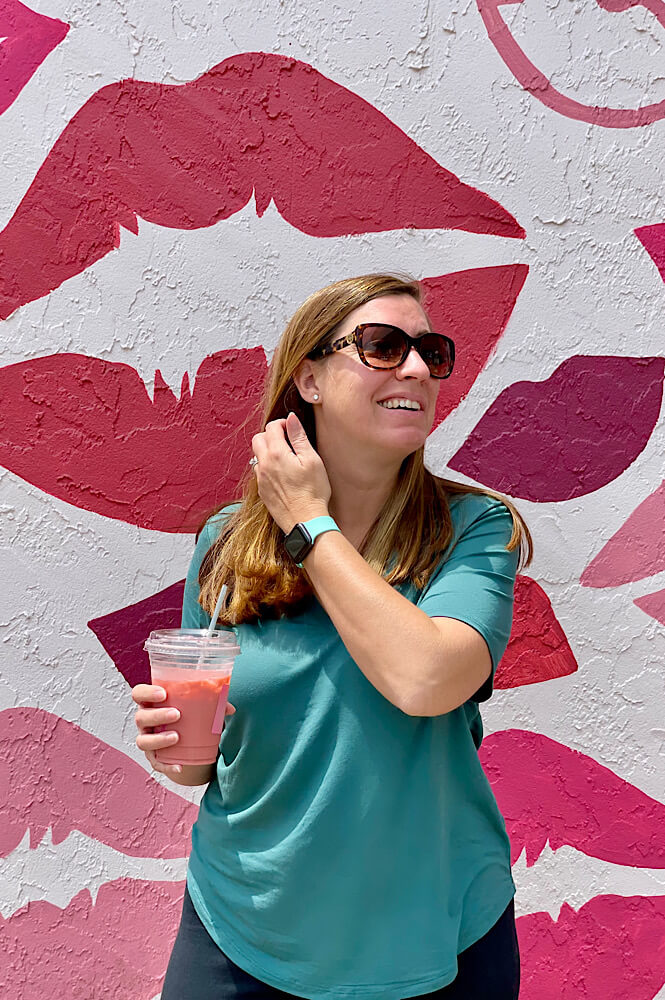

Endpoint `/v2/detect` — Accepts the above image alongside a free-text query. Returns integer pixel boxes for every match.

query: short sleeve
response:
[416,495,519,702]
[181,504,242,629]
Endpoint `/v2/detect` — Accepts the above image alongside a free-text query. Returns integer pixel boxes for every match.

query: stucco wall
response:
[1,1,664,997]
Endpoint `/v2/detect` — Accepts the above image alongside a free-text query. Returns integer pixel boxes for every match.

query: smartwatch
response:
[284,516,341,567]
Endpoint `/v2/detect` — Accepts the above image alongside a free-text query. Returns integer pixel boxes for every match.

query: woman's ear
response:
[292,359,321,405]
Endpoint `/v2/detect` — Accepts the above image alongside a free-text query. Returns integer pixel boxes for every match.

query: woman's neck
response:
[322,456,401,547]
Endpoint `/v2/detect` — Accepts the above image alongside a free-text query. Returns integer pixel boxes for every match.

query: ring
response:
[249,456,258,467]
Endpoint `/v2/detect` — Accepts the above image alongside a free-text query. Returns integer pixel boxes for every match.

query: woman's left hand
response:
[251,412,332,534]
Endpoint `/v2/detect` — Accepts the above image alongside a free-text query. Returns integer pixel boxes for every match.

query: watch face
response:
[284,523,312,562]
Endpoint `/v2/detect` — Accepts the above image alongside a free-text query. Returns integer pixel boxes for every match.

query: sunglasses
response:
[308,323,455,379]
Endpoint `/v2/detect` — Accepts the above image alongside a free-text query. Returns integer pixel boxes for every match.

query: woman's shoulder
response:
[447,490,511,527]
[198,501,242,543]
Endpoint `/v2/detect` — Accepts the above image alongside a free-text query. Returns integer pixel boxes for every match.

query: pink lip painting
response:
[0,51,524,322]
[0,707,198,999]
[477,0,665,127]
[0,0,68,116]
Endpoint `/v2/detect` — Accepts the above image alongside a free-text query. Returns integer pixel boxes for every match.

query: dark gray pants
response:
[161,888,520,999]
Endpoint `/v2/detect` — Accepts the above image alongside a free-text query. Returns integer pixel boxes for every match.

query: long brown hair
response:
[199,273,533,624]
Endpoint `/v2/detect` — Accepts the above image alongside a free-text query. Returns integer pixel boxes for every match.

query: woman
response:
[133,273,532,999]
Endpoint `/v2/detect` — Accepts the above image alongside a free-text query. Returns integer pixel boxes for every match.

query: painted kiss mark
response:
[0,51,524,321]
[581,479,665,588]
[422,264,528,430]
[634,588,665,626]
[636,222,665,282]
[518,894,665,1000]
[0,347,266,532]
[0,707,197,860]
[477,0,665,128]
[480,728,665,869]
[449,356,665,502]
[89,579,186,688]
[0,877,184,1000]
[0,266,527,533]
[0,0,68,117]
[496,575,577,689]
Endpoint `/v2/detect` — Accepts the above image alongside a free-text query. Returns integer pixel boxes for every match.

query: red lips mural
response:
[0,0,68,117]
[0,51,524,322]
[477,0,665,127]
[0,265,527,531]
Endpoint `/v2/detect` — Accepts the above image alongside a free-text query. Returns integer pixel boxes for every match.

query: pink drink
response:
[144,629,240,766]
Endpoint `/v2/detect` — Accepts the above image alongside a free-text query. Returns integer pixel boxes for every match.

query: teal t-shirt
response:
[183,493,518,999]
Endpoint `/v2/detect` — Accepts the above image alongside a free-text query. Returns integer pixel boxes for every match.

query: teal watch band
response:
[284,515,340,569]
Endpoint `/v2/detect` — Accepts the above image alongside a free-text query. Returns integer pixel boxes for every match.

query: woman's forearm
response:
[302,529,450,715]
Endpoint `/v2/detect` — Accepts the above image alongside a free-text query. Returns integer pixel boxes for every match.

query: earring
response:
[313,394,319,401]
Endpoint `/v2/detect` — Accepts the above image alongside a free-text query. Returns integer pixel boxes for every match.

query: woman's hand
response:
[132,684,235,780]
[251,411,332,534]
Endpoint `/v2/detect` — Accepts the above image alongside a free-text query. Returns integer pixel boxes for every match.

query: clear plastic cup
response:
[144,628,240,765]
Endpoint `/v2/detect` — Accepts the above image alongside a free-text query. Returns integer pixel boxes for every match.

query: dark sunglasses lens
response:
[417,333,453,377]
[360,325,406,367]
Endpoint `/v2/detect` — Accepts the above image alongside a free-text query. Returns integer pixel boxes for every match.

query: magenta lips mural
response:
[0,0,68,116]
[0,51,524,322]
[449,356,665,501]
[477,0,665,127]
[636,223,665,282]
[481,731,665,999]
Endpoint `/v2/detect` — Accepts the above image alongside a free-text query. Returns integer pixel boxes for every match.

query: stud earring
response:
[313,394,319,401]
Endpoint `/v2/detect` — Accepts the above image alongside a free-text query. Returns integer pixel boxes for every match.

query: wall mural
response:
[1,3,663,999]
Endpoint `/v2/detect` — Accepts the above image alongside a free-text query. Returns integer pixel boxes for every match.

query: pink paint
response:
[635,222,665,282]
[151,667,231,765]
[581,480,665,587]
[0,878,184,1000]
[634,587,665,626]
[422,264,528,429]
[0,52,524,321]
[495,575,578,689]
[480,729,665,868]
[0,707,197,860]
[0,0,68,116]
[89,580,186,687]
[517,894,665,1000]
[477,0,665,127]
[449,356,665,501]
[0,349,266,532]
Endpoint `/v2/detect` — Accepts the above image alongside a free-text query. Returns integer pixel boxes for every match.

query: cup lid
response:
[144,628,240,656]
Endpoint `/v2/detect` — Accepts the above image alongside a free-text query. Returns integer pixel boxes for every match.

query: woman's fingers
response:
[132,683,166,705]
[144,749,182,776]
[134,706,180,731]
[136,730,180,752]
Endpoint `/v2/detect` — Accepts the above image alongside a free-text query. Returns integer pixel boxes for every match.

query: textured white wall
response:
[1,1,664,997]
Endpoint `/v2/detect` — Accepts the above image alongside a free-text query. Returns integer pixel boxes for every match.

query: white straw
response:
[206,584,228,636]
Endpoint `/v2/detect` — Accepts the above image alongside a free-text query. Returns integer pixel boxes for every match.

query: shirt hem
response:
[186,871,515,1000]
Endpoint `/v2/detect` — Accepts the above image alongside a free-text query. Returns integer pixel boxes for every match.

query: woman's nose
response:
[396,344,431,379]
